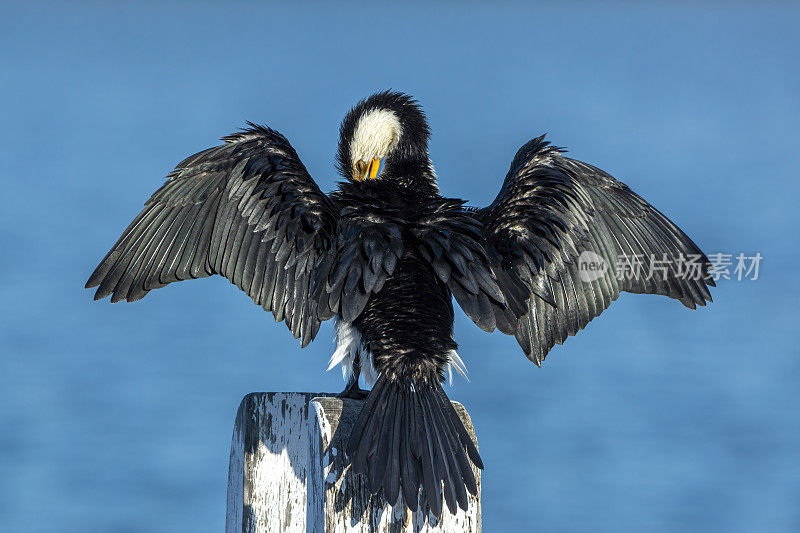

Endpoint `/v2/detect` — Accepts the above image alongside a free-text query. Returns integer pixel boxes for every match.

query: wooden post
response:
[226,392,481,533]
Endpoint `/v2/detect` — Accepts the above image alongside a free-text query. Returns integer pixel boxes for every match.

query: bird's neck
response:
[382,155,439,195]
[337,176,440,211]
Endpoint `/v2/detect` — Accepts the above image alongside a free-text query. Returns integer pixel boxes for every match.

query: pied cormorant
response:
[86,91,714,517]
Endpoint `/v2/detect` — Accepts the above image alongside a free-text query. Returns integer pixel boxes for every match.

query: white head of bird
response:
[337,91,434,188]
[349,108,403,181]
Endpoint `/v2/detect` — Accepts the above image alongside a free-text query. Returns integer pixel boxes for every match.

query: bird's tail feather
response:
[345,374,483,517]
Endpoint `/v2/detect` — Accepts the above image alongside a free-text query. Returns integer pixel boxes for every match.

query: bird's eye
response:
[355,160,367,173]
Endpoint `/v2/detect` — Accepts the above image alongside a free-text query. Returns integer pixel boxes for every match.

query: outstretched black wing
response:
[86,124,338,346]
[474,136,714,365]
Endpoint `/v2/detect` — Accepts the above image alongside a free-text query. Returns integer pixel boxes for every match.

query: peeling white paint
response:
[226,393,481,532]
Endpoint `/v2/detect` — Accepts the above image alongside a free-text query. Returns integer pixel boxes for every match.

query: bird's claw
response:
[336,384,370,400]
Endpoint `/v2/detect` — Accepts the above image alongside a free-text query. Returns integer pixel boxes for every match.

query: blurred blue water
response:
[1,2,798,532]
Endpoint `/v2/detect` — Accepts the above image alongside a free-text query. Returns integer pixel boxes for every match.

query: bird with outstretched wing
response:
[87,91,713,517]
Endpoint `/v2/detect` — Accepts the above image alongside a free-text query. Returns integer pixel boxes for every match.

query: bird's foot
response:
[336,381,370,400]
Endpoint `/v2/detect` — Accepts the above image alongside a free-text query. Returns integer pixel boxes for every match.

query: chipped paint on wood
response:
[226,393,481,532]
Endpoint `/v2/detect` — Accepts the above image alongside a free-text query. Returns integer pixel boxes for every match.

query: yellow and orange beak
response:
[354,158,381,181]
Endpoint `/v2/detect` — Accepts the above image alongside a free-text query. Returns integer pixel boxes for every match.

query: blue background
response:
[2,3,798,532]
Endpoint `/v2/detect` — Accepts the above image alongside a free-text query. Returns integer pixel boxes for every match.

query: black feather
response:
[475,140,714,364]
[87,123,337,343]
[347,374,481,519]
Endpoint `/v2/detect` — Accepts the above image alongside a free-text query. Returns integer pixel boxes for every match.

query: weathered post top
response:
[226,393,481,533]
